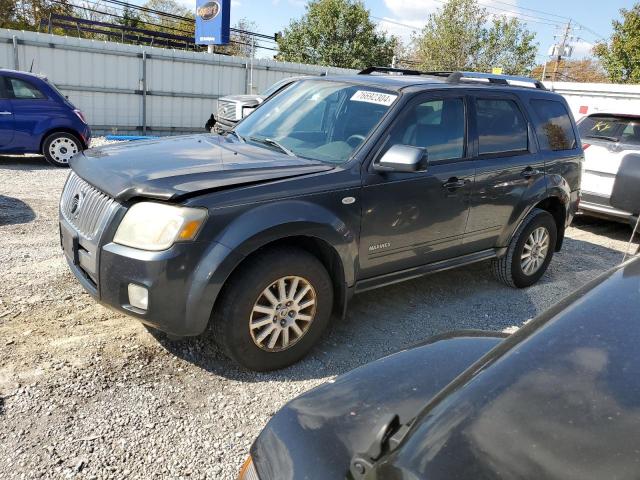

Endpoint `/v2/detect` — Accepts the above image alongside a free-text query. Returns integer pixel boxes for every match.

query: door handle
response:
[521,167,541,178]
[442,178,469,189]
[0,111,11,115]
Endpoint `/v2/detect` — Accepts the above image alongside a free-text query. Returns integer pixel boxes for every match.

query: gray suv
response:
[59,68,582,371]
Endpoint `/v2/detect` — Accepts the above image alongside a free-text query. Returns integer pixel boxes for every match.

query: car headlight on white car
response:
[113,202,207,251]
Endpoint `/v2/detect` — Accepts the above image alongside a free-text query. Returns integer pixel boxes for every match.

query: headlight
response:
[237,455,259,480]
[242,106,255,118]
[113,202,207,251]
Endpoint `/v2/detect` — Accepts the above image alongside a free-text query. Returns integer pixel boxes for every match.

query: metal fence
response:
[0,29,354,135]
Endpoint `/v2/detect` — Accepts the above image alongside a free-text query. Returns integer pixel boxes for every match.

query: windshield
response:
[578,114,640,145]
[234,80,398,164]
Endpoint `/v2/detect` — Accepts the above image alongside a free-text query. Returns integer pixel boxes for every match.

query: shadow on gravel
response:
[572,215,634,243]
[0,397,4,415]
[0,195,36,226]
[0,154,55,171]
[150,234,624,382]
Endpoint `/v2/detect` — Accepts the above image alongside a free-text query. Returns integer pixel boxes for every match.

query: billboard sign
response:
[195,0,230,45]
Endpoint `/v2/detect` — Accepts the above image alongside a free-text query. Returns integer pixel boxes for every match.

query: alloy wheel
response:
[521,226,550,275]
[249,276,317,352]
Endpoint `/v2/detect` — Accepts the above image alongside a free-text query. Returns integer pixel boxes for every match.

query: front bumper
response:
[60,214,242,336]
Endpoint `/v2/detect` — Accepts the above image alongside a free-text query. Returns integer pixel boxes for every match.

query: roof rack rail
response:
[358,66,546,90]
[358,66,425,76]
[446,71,547,90]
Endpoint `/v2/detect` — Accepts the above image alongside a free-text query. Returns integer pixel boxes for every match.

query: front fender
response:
[184,198,360,334]
[213,199,359,286]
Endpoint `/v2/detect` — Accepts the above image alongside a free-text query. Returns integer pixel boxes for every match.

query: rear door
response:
[465,93,544,251]
[578,115,640,202]
[0,76,15,148]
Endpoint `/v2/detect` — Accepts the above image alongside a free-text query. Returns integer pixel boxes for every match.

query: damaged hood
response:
[70,134,332,201]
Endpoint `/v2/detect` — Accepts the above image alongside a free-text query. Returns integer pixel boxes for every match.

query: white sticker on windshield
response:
[350,90,397,106]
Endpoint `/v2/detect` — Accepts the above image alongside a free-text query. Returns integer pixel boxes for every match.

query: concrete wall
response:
[0,29,354,135]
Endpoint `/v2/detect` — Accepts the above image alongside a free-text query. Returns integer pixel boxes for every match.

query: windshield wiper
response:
[227,130,245,142]
[584,134,619,142]
[249,136,296,157]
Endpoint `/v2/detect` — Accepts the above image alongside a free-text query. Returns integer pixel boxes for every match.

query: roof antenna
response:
[29,59,34,72]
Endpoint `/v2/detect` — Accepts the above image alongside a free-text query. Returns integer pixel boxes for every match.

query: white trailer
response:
[544,81,640,122]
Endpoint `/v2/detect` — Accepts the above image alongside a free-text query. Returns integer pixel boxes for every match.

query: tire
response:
[492,208,557,288]
[42,132,82,167]
[212,248,334,371]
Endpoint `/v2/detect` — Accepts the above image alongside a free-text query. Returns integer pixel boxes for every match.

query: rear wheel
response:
[212,248,333,371]
[42,132,82,167]
[492,208,557,288]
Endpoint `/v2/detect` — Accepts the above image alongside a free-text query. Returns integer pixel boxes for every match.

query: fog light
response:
[128,283,148,311]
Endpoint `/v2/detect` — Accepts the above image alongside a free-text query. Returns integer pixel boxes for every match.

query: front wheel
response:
[42,132,82,167]
[212,248,334,371]
[492,208,557,288]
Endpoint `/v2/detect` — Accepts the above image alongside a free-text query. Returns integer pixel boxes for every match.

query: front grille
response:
[217,100,238,121]
[60,172,117,240]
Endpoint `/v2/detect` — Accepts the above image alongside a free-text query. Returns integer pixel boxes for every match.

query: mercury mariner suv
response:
[59,68,582,371]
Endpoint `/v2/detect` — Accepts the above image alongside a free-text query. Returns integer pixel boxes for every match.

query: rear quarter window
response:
[530,99,577,151]
[5,77,46,99]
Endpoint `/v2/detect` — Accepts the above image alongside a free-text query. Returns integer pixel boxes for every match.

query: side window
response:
[476,98,528,155]
[6,77,46,100]
[620,122,640,146]
[383,97,465,162]
[530,99,577,151]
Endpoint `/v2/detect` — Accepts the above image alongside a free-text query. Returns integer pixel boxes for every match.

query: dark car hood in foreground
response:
[252,257,640,480]
[251,331,507,480]
[71,135,332,201]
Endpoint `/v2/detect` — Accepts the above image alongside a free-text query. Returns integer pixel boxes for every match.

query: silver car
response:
[578,113,640,223]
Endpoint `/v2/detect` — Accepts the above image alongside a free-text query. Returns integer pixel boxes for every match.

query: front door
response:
[359,93,475,279]
[0,77,15,148]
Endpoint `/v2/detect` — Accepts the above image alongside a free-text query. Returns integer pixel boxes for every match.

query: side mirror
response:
[374,144,428,173]
[610,153,640,214]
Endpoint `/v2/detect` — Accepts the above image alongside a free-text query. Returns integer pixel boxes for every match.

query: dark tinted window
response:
[6,77,46,99]
[578,115,640,146]
[531,99,577,151]
[476,99,528,155]
[383,97,465,162]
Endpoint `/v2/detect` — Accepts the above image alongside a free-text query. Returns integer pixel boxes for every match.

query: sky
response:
[177,0,635,63]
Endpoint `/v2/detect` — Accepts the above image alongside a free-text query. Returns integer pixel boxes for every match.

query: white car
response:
[578,113,640,223]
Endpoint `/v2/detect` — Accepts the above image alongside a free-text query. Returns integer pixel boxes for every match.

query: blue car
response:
[0,69,91,167]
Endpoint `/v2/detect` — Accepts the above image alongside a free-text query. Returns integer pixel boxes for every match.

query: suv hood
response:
[70,134,332,201]
[251,332,506,480]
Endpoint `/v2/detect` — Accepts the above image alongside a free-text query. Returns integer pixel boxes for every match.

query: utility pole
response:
[551,20,574,82]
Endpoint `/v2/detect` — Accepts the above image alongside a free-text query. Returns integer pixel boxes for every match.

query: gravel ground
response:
[1,145,638,479]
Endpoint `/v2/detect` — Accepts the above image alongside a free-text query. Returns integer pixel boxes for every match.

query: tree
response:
[594,4,640,83]
[531,59,609,83]
[222,18,258,58]
[476,17,537,75]
[1,0,74,32]
[414,0,537,75]
[117,6,142,30]
[276,0,397,69]
[141,0,194,37]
